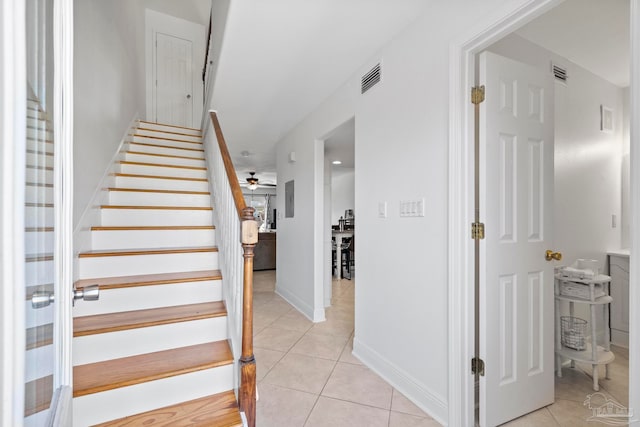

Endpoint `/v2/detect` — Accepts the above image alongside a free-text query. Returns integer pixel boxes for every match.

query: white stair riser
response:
[72,280,222,316]
[26,185,53,204]
[134,128,202,143]
[27,139,54,154]
[25,260,53,287]
[137,122,201,137]
[25,206,54,228]
[91,228,215,250]
[79,251,219,278]
[118,163,207,179]
[24,303,53,328]
[26,230,54,254]
[26,152,54,168]
[108,190,211,207]
[73,317,228,365]
[72,364,233,427]
[127,142,204,159]
[131,135,202,150]
[26,168,53,184]
[26,118,48,129]
[26,110,46,120]
[101,208,213,227]
[26,127,53,140]
[24,410,48,427]
[26,344,54,382]
[114,176,209,192]
[124,151,206,168]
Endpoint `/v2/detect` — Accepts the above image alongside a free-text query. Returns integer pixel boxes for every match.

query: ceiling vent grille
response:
[361,63,381,94]
[552,63,568,83]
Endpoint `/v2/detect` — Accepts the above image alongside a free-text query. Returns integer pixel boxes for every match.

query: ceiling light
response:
[332,160,342,165]
[248,183,258,191]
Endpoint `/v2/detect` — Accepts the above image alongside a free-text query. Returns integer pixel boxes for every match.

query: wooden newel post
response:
[239,206,258,427]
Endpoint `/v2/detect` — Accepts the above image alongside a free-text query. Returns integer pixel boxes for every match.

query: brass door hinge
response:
[471,85,485,105]
[471,222,485,240]
[472,357,485,376]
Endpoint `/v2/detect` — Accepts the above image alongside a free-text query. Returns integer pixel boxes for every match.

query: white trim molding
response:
[628,1,640,422]
[1,0,27,425]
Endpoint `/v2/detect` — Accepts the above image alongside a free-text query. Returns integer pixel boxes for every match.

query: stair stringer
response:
[72,114,139,279]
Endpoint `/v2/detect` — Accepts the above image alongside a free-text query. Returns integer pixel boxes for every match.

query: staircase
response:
[72,121,243,426]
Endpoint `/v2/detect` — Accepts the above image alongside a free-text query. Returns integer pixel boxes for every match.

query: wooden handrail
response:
[209,111,257,427]
[209,112,247,217]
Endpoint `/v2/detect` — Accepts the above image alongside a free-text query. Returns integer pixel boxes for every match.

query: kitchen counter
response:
[254,232,276,270]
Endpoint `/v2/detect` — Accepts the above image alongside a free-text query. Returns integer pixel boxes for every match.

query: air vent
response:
[552,63,567,83]
[361,63,381,94]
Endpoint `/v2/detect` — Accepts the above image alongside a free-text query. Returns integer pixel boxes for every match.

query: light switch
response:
[399,199,425,217]
[378,202,387,218]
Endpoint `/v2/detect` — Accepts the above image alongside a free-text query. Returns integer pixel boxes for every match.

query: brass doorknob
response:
[545,250,562,261]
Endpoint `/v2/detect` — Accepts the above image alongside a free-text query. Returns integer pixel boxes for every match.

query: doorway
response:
[447,0,640,425]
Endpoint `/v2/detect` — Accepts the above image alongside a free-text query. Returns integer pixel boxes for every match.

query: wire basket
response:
[560,316,588,351]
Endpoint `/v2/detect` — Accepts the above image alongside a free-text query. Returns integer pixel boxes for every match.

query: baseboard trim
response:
[352,337,448,426]
[275,286,325,322]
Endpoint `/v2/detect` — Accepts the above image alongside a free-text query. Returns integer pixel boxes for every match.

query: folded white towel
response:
[558,266,596,280]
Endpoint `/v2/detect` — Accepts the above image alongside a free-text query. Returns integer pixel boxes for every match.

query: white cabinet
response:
[608,251,630,347]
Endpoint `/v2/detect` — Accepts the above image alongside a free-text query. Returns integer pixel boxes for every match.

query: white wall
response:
[74,0,146,226]
[274,2,529,422]
[488,34,626,269]
[275,88,355,322]
[331,170,354,224]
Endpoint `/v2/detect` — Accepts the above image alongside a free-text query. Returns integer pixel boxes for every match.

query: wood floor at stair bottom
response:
[93,390,242,427]
[74,301,227,336]
[74,269,222,290]
[73,341,233,397]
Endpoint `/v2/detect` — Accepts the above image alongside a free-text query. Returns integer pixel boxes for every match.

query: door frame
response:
[447,0,640,425]
[0,0,74,424]
[1,0,28,423]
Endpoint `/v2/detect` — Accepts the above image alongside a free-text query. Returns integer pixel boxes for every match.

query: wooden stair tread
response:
[108,187,210,195]
[136,126,206,138]
[73,341,233,397]
[26,253,53,262]
[75,270,222,290]
[119,160,207,170]
[131,134,203,145]
[113,173,207,182]
[138,120,202,133]
[26,323,53,350]
[129,141,204,153]
[24,375,53,417]
[92,225,215,231]
[101,204,212,210]
[126,150,205,161]
[74,301,227,336]
[94,391,242,427]
[79,246,218,258]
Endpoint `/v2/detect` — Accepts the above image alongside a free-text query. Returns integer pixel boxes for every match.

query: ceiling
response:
[211,0,430,183]
[144,0,211,26]
[515,0,630,87]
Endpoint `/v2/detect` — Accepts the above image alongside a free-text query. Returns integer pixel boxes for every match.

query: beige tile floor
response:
[251,270,629,427]
[253,271,441,427]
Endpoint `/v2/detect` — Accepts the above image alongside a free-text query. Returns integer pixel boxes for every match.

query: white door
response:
[155,32,193,128]
[479,51,555,426]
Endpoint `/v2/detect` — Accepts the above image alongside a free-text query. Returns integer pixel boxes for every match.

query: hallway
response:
[252,271,441,427]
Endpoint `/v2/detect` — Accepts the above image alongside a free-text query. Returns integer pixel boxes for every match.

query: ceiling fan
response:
[244,172,276,190]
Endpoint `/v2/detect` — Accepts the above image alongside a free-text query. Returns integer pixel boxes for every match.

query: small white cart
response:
[554,273,614,391]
